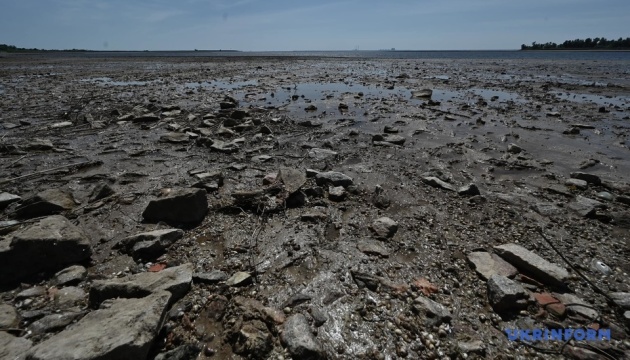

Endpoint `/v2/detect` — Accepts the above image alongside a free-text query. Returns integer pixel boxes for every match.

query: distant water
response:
[11,50,630,61]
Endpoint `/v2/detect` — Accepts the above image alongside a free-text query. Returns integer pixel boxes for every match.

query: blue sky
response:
[1,0,628,51]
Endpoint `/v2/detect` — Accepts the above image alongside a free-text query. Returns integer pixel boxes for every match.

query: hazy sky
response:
[1,0,629,51]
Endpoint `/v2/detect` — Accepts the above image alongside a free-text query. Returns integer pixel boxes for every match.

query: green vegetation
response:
[521,37,630,50]
[0,44,89,52]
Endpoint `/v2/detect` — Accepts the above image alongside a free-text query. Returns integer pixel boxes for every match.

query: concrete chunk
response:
[494,243,569,287]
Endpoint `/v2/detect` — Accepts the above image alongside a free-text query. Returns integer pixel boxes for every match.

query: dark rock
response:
[0,192,21,209]
[458,184,480,196]
[142,188,208,224]
[507,143,522,154]
[52,265,87,286]
[570,172,601,185]
[531,202,562,216]
[89,182,115,202]
[568,195,605,218]
[565,178,588,190]
[467,252,518,280]
[14,188,76,219]
[284,293,312,308]
[133,113,160,122]
[383,125,399,133]
[26,138,54,151]
[486,275,529,314]
[357,241,390,257]
[0,215,92,285]
[494,243,569,287]
[228,319,273,358]
[422,177,456,192]
[27,291,172,360]
[370,217,399,240]
[160,132,189,143]
[315,171,353,187]
[89,263,192,307]
[225,272,252,287]
[278,168,307,194]
[563,127,580,135]
[155,344,201,360]
[413,296,452,325]
[310,307,328,327]
[281,314,326,360]
[28,311,86,335]
[118,229,184,260]
[193,270,228,284]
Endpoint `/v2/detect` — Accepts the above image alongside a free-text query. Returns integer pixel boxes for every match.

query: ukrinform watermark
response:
[505,328,611,342]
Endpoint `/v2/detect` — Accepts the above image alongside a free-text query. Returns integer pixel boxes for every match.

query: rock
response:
[54,286,87,309]
[142,188,208,224]
[553,293,599,320]
[370,217,399,240]
[623,311,630,326]
[596,191,614,201]
[384,125,399,133]
[565,178,588,190]
[226,272,252,287]
[486,275,529,314]
[16,286,46,299]
[568,195,605,218]
[617,196,630,206]
[411,89,433,99]
[233,296,286,326]
[308,148,338,161]
[28,311,86,335]
[193,270,228,284]
[301,211,328,222]
[284,293,312,308]
[467,252,518,280]
[209,139,240,153]
[155,344,201,360]
[458,341,485,356]
[132,113,160,122]
[609,211,630,228]
[0,215,92,285]
[0,220,20,235]
[422,177,456,192]
[228,319,273,358]
[304,105,318,111]
[52,265,88,286]
[413,296,452,325]
[26,138,54,151]
[160,132,189,143]
[220,102,237,110]
[251,155,272,163]
[458,184,480,196]
[357,241,390,257]
[328,186,347,201]
[89,263,192,307]
[570,172,601,185]
[89,182,115,202]
[281,314,326,360]
[14,188,76,218]
[118,229,184,260]
[0,304,19,328]
[494,243,569,287]
[373,134,405,145]
[563,127,580,135]
[0,192,21,209]
[278,168,307,194]
[27,291,171,360]
[610,292,630,310]
[0,332,32,360]
[507,143,522,154]
[315,171,353,187]
[531,202,563,216]
[310,307,328,327]
[533,292,566,317]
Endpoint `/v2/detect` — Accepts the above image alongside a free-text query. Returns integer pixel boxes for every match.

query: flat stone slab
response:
[89,263,192,307]
[422,177,456,192]
[315,171,353,188]
[494,243,569,287]
[27,291,171,360]
[281,314,326,360]
[467,252,518,280]
[142,188,208,224]
[0,331,32,360]
[610,292,630,310]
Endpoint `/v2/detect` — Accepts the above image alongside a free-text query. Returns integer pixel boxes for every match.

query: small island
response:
[521,37,630,50]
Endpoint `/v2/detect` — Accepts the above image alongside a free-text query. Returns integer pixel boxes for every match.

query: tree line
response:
[521,37,630,50]
[0,44,88,52]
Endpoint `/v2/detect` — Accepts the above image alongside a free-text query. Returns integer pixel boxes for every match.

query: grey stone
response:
[14,188,75,218]
[0,303,19,328]
[132,112,160,122]
[209,139,240,153]
[52,265,87,286]
[193,270,228,284]
[467,252,518,280]
[623,311,630,326]
[89,182,115,202]
[228,319,272,358]
[568,195,605,218]
[193,170,224,185]
[118,229,184,260]
[226,272,252,287]
[570,172,601,185]
[507,143,522,154]
[142,188,208,224]
[308,148,338,161]
[565,178,588,190]
[0,215,92,285]
[310,307,328,327]
[458,340,485,355]
[530,202,562,216]
[487,274,529,314]
[54,286,86,309]
[28,311,86,335]
[383,125,399,133]
[422,177,456,192]
[89,263,192,307]
[281,314,326,360]
[553,293,599,320]
[0,331,32,360]
[27,291,171,360]
[278,168,307,194]
[609,211,630,228]
[494,243,569,287]
[374,134,405,145]
[328,186,347,201]
[413,296,452,325]
[315,171,353,187]
[26,138,54,151]
[154,344,201,360]
[357,241,390,257]
[610,292,630,310]
[596,192,614,201]
[16,287,46,299]
[411,89,433,99]
[370,217,399,240]
[458,184,480,196]
[0,192,21,209]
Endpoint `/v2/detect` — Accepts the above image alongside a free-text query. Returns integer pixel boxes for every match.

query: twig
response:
[0,160,99,185]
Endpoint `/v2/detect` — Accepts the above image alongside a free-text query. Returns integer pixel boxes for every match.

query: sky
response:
[1,0,629,51]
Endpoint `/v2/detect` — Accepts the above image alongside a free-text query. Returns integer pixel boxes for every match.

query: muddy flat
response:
[1,54,629,359]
